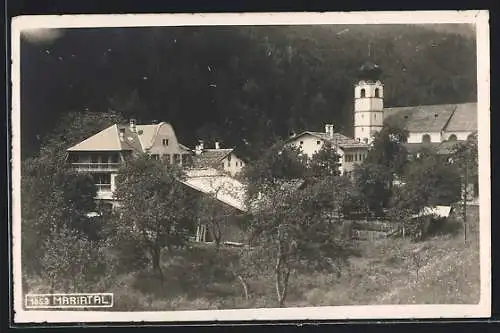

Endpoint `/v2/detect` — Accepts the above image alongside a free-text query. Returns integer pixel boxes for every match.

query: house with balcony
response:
[66,120,193,211]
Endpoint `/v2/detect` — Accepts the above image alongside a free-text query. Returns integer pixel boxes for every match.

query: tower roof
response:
[358,61,382,81]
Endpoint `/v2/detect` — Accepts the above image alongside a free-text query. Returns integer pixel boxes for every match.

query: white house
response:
[286,125,369,176]
[66,119,246,212]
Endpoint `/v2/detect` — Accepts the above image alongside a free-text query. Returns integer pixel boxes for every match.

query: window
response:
[182,154,192,167]
[361,128,364,132]
[360,88,366,98]
[173,154,180,165]
[101,155,109,164]
[300,141,304,145]
[151,154,159,160]
[363,138,368,144]
[221,162,225,169]
[91,154,99,164]
[448,134,457,141]
[228,154,232,162]
[68,154,79,163]
[375,88,380,98]
[317,140,321,145]
[354,154,358,162]
[422,134,431,144]
[374,114,377,119]
[162,138,169,146]
[163,154,171,164]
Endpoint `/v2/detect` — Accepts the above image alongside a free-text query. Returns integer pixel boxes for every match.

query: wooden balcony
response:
[71,162,120,172]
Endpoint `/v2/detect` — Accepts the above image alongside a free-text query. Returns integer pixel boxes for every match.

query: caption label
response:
[25,293,113,309]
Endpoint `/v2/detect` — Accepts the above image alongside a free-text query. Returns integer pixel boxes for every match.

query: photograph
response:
[10,11,490,323]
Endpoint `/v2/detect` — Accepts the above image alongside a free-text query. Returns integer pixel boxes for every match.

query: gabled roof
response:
[384,104,457,132]
[288,131,369,149]
[443,103,477,132]
[384,103,477,133]
[192,149,234,169]
[67,124,142,152]
[182,168,247,212]
[135,124,158,150]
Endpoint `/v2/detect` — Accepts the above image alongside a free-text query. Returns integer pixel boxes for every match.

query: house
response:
[192,141,246,176]
[66,120,193,211]
[286,125,369,176]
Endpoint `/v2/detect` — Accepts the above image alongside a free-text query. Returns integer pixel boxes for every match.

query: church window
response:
[360,88,366,98]
[448,134,457,141]
[375,88,380,98]
[422,134,431,144]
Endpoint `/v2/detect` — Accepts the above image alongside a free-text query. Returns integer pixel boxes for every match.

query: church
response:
[286,62,478,174]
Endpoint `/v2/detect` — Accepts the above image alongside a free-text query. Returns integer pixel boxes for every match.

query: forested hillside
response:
[20,24,476,159]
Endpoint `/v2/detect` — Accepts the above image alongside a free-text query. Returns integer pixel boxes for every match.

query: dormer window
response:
[360,88,366,98]
[162,138,169,146]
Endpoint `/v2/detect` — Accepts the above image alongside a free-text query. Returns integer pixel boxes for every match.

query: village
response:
[19,25,481,310]
[65,62,479,245]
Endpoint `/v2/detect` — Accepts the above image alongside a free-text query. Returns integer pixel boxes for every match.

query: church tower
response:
[354,62,384,144]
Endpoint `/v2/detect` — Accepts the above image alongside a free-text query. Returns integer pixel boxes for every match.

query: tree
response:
[450,132,479,243]
[21,155,98,275]
[365,124,409,182]
[388,148,462,240]
[352,162,391,218]
[308,141,341,178]
[245,183,345,307]
[242,140,308,198]
[112,155,197,282]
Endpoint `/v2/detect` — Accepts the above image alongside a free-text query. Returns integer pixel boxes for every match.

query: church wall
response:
[407,131,441,144]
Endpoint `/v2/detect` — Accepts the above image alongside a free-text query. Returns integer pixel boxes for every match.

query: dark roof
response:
[444,103,477,132]
[384,103,477,133]
[290,131,369,149]
[192,149,234,168]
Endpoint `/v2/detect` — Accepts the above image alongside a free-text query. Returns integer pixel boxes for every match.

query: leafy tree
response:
[365,124,409,181]
[388,148,462,239]
[21,156,98,274]
[245,183,346,307]
[112,155,197,281]
[352,162,391,218]
[242,140,308,198]
[308,141,341,178]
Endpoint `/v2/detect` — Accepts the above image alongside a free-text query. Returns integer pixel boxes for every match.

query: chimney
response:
[129,119,137,133]
[195,140,204,155]
[215,141,220,149]
[119,128,125,141]
[325,124,334,138]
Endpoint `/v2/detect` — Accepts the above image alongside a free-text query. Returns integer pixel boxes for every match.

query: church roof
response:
[383,102,477,133]
[444,103,477,132]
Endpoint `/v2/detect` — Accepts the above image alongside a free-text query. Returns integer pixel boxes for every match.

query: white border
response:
[11,11,491,323]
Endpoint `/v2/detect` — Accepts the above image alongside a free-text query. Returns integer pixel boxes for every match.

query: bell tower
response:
[354,62,384,144]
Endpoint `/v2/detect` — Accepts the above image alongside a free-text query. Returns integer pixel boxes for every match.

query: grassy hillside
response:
[24,212,480,310]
